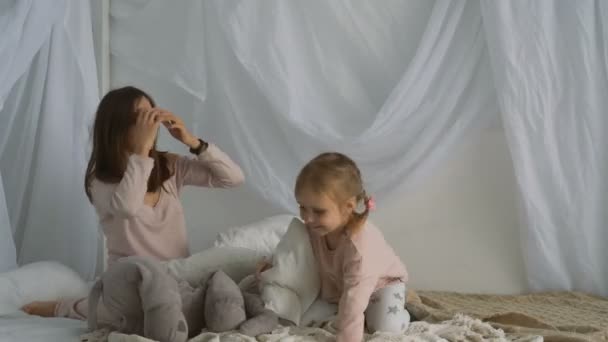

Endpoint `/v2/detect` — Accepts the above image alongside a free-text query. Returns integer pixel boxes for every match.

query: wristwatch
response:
[189,138,209,155]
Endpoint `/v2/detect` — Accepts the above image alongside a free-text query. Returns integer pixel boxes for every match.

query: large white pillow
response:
[213,214,294,256]
[259,218,320,326]
[165,246,266,287]
[0,261,89,315]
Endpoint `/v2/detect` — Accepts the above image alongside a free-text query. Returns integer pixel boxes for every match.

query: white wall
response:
[107,1,528,295]
[376,127,527,294]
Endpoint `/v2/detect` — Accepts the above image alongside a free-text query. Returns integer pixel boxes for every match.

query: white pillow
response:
[165,246,266,287]
[259,218,320,326]
[0,261,89,315]
[300,299,338,327]
[213,214,294,256]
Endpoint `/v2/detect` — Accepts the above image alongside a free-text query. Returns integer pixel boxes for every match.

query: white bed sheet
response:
[0,311,86,342]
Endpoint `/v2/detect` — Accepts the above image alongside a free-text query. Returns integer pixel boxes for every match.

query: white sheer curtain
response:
[111,0,498,211]
[482,0,608,296]
[0,0,63,273]
[0,0,99,279]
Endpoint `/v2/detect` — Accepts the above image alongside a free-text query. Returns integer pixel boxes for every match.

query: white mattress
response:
[0,311,86,342]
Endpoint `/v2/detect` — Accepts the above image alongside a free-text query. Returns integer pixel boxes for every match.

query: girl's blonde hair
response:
[295,152,372,235]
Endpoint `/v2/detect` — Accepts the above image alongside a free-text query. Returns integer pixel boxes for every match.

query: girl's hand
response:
[156,109,200,149]
[255,257,273,281]
[132,109,162,156]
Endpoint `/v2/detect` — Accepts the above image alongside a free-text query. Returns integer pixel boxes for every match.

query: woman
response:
[23,86,244,318]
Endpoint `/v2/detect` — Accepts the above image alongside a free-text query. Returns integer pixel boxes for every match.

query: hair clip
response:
[366,196,376,211]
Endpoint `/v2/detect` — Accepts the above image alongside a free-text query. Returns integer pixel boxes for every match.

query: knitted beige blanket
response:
[81,291,606,342]
[407,291,608,342]
[81,313,541,342]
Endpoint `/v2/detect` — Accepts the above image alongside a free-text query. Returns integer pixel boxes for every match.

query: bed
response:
[0,261,91,342]
[2,216,606,342]
[0,312,86,342]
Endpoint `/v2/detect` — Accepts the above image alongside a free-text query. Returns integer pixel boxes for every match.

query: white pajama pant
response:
[365,282,410,333]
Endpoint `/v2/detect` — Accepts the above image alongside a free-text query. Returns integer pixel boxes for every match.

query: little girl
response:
[295,152,409,341]
[22,86,244,318]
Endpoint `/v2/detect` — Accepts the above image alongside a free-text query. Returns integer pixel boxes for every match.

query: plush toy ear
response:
[242,292,265,317]
[179,280,206,337]
[238,292,279,337]
[134,256,189,342]
[204,270,246,332]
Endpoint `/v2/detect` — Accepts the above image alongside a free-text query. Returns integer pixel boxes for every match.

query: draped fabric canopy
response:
[1,0,606,295]
[482,0,608,296]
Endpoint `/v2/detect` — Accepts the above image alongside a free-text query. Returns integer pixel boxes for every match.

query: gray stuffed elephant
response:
[88,256,188,342]
[88,256,278,341]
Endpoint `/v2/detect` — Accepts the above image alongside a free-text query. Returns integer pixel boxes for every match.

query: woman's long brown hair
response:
[84,86,171,201]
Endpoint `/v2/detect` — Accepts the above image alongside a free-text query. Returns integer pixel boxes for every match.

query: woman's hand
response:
[132,109,162,156]
[156,109,200,149]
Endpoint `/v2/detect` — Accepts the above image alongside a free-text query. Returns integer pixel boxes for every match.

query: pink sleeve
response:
[174,144,244,190]
[336,243,377,342]
[93,154,154,218]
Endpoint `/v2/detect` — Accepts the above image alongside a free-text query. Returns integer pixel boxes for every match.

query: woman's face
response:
[135,97,153,112]
[127,97,157,153]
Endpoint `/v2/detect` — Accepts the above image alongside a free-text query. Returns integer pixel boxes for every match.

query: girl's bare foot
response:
[21,301,58,317]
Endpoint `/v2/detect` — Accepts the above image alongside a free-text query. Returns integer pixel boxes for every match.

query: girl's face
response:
[296,188,355,236]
